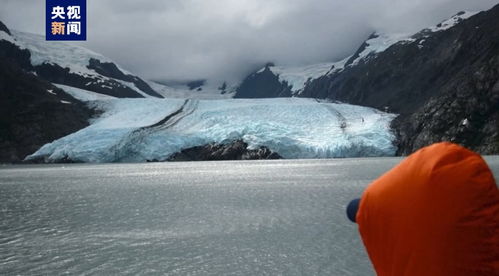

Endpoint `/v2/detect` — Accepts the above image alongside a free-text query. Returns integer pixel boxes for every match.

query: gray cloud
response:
[1,0,498,83]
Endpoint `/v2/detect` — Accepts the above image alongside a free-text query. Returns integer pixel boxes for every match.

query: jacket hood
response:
[357,142,499,275]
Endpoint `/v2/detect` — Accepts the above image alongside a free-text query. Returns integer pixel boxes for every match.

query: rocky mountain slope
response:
[235,7,499,155]
[0,21,166,162]
[234,63,293,98]
[0,25,92,162]
[234,31,414,99]
[303,7,499,154]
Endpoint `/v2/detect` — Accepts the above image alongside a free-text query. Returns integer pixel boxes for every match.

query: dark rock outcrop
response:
[35,62,147,98]
[0,40,32,71]
[187,80,206,90]
[392,50,499,155]
[0,47,92,163]
[167,140,282,161]
[87,58,162,98]
[234,64,292,98]
[218,82,227,94]
[300,6,499,154]
[0,21,10,35]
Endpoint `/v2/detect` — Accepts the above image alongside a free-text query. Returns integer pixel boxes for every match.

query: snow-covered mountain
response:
[0,23,396,163]
[1,30,165,98]
[233,6,499,156]
[235,10,480,97]
[1,28,238,100]
[301,7,499,155]
[1,9,481,102]
[1,5,497,163]
[26,96,396,163]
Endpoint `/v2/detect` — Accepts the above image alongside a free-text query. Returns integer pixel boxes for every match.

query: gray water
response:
[1,157,498,275]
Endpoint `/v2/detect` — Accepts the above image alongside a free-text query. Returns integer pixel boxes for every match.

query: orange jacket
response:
[357,142,499,275]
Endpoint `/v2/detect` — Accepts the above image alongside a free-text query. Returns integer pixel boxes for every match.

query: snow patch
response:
[10,30,151,97]
[115,80,154,98]
[54,84,116,101]
[0,30,22,47]
[11,31,110,77]
[349,33,414,66]
[269,63,335,93]
[428,11,479,32]
[255,57,350,94]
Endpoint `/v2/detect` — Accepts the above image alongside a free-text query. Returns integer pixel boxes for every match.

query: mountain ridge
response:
[7,30,163,99]
[0,22,167,162]
[234,6,499,155]
[1,5,498,162]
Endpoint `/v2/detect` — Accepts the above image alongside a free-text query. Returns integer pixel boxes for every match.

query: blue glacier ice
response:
[27,97,397,162]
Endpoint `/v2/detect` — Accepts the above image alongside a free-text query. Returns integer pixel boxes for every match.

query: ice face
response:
[27,97,397,162]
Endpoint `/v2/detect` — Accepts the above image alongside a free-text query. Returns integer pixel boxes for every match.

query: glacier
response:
[27,91,397,162]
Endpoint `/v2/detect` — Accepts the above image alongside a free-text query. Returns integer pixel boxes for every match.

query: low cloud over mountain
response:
[1,0,498,83]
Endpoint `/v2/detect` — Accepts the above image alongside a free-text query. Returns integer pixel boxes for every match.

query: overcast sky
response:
[1,0,498,83]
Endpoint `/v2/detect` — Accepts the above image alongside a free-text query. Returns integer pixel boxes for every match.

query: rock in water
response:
[168,140,282,161]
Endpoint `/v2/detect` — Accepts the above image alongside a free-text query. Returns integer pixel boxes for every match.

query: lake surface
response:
[1,157,498,275]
